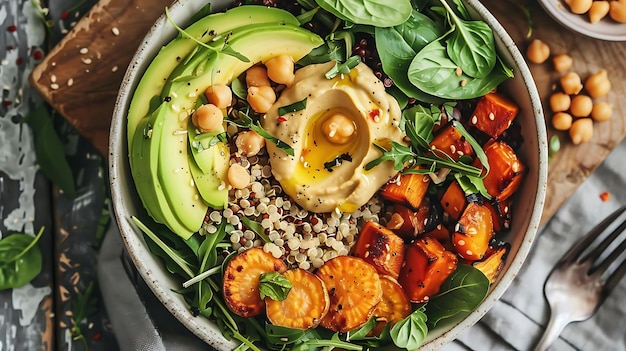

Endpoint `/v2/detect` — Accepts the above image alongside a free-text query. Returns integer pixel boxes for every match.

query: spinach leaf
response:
[315,0,412,27]
[407,38,513,100]
[390,306,428,350]
[439,0,496,78]
[375,10,444,104]
[0,227,45,290]
[425,264,490,328]
[24,105,76,198]
[259,271,292,300]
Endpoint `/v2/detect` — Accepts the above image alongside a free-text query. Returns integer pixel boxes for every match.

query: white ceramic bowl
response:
[109,1,548,349]
[539,0,626,41]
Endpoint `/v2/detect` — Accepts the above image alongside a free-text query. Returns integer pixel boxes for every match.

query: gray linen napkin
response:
[99,138,626,351]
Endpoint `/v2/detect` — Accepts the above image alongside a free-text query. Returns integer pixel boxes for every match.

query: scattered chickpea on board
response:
[526,39,614,145]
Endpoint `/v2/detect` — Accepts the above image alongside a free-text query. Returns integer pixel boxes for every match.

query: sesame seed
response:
[67,78,74,87]
[458,239,465,246]
[112,27,120,36]
[50,74,57,83]
[471,115,478,124]
[489,112,495,120]
[112,65,118,72]
[79,47,88,54]
[81,58,92,65]
[50,83,59,90]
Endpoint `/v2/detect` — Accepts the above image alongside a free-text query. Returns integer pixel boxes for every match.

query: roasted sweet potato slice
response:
[398,238,458,303]
[391,199,439,241]
[423,224,452,250]
[316,256,382,332]
[265,268,330,330]
[353,221,405,278]
[484,198,512,233]
[452,202,494,261]
[429,123,474,161]
[479,140,526,201]
[223,247,288,318]
[473,245,508,283]
[469,91,519,139]
[371,275,412,336]
[440,180,467,221]
[380,172,430,209]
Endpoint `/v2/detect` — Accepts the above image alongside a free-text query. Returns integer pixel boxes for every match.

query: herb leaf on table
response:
[0,227,45,290]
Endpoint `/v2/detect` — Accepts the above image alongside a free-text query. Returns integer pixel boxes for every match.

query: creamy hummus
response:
[261,61,405,213]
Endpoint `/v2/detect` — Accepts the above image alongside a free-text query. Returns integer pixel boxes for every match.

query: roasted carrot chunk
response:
[484,198,512,233]
[473,245,508,283]
[265,268,330,330]
[223,247,287,318]
[469,92,519,139]
[316,256,382,332]
[440,180,467,221]
[452,202,494,261]
[479,140,526,201]
[380,172,430,209]
[398,238,458,303]
[423,224,452,250]
[429,123,474,161]
[391,198,439,241]
[353,221,405,278]
[371,275,412,336]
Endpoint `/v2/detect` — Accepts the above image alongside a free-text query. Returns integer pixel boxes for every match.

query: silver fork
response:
[534,205,626,351]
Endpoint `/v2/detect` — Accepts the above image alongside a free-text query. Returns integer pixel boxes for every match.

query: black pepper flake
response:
[164,96,172,102]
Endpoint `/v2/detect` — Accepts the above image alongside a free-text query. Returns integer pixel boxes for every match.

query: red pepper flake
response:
[16,57,23,65]
[277,116,288,122]
[600,191,611,202]
[7,25,17,32]
[61,11,69,20]
[92,332,101,341]
[32,49,44,60]
[369,109,381,122]
[2,100,12,107]
[6,45,14,51]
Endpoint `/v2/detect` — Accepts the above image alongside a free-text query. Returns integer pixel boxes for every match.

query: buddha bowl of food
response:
[109,0,548,349]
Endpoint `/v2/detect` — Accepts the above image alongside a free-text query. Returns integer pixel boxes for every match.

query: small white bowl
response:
[539,0,626,41]
[109,0,548,349]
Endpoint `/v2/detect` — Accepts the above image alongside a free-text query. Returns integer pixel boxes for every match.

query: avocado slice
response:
[127,5,301,147]
[189,140,229,209]
[130,22,323,239]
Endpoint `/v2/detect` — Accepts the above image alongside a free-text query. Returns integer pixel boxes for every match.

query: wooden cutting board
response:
[29,0,626,226]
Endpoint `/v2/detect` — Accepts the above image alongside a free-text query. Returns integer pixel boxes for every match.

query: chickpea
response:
[569,118,593,145]
[560,72,583,95]
[584,69,611,98]
[570,94,593,117]
[204,84,232,109]
[589,1,610,23]
[235,130,266,156]
[247,85,276,114]
[552,54,573,73]
[265,55,295,86]
[610,0,626,22]
[565,0,593,13]
[245,66,271,87]
[228,163,251,189]
[526,39,550,64]
[552,112,573,131]
[591,101,613,122]
[549,92,571,112]
[322,113,357,145]
[192,104,223,133]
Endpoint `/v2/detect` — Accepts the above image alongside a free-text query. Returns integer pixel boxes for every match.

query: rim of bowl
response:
[538,0,626,41]
[109,0,548,349]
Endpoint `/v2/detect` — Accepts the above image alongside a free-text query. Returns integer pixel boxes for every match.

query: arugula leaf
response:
[365,142,415,171]
[259,271,292,300]
[390,306,428,349]
[455,173,491,199]
[325,55,361,79]
[425,264,490,328]
[0,227,45,290]
[240,217,272,243]
[278,98,307,116]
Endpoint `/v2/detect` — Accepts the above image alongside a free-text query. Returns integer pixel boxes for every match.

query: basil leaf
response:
[407,38,513,100]
[440,0,496,79]
[390,306,428,349]
[23,105,76,198]
[425,264,490,328]
[315,0,412,27]
[259,271,292,301]
[375,10,445,104]
[0,227,45,290]
[278,98,307,116]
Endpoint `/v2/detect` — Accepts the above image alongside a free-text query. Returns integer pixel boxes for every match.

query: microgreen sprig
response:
[226,110,295,157]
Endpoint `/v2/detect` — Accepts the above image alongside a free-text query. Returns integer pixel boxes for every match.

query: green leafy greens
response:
[0,227,45,290]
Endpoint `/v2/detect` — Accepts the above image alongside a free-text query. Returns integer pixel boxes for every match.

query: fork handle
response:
[533,312,572,351]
